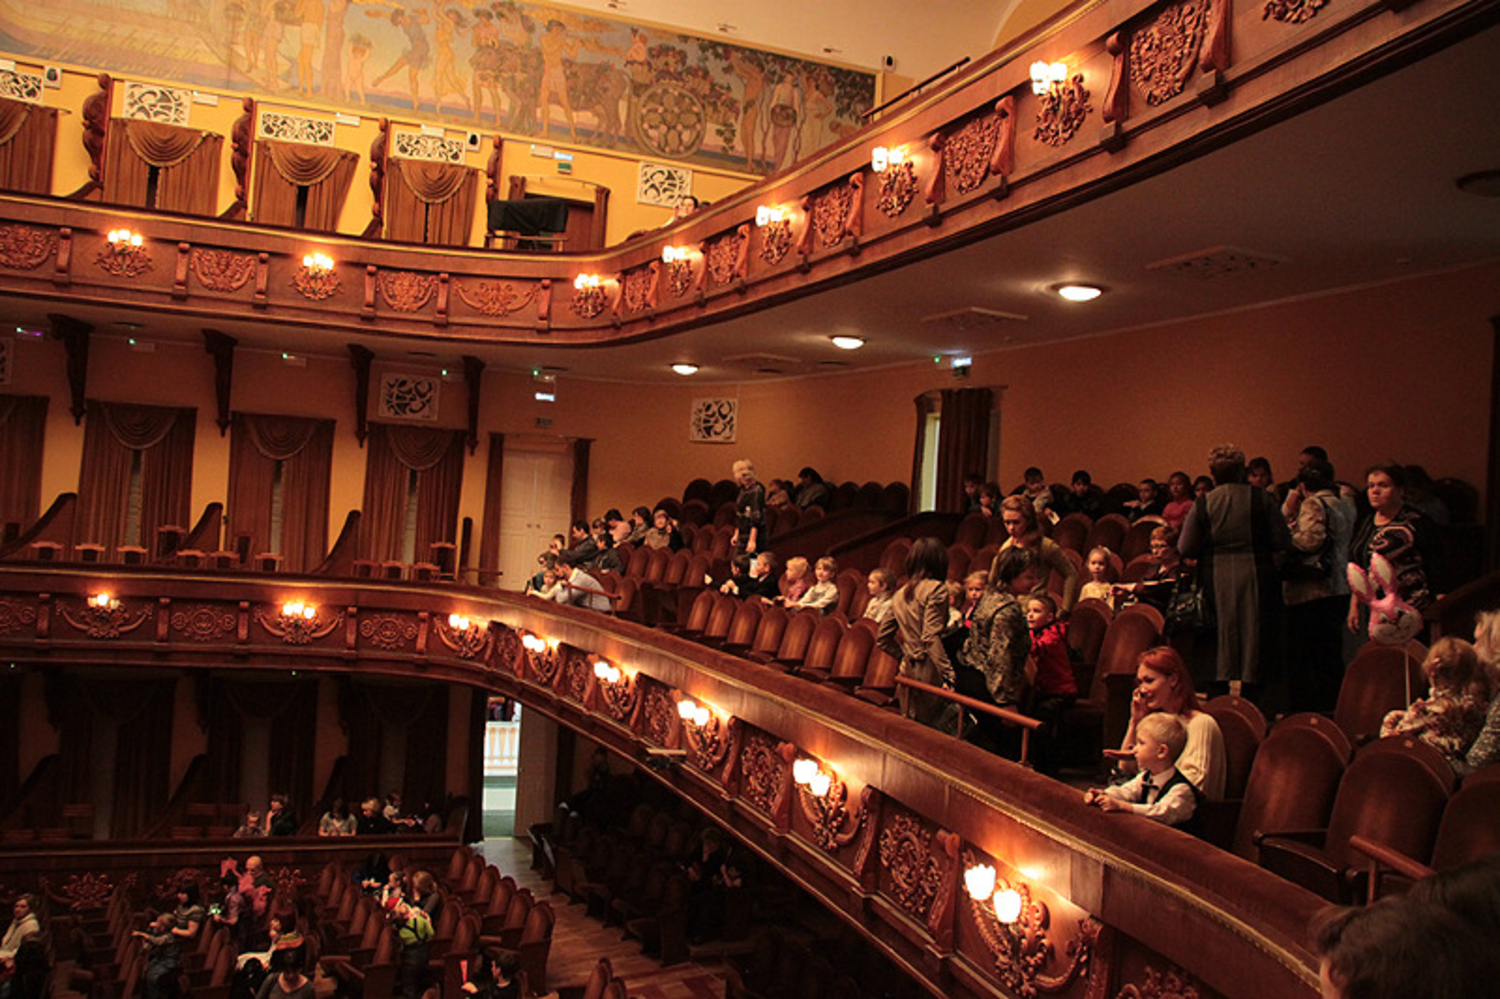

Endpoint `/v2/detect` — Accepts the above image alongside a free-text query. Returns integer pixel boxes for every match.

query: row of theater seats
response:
[673,478,909,519]
[313,847,557,998]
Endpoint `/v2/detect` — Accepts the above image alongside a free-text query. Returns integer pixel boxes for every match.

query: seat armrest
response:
[1258,836,1345,902]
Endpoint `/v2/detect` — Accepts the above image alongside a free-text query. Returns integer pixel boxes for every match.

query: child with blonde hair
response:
[1079,547,1115,605]
[862,568,896,625]
[792,556,840,614]
[1381,637,1488,766]
[778,557,811,605]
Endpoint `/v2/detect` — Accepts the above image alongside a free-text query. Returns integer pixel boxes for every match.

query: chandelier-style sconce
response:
[792,757,865,851]
[293,250,340,300]
[98,228,152,277]
[962,858,1089,995]
[870,145,906,173]
[754,205,787,227]
[571,272,607,318]
[873,144,918,218]
[590,657,638,720]
[518,630,562,682]
[254,599,338,645]
[677,697,712,729]
[60,590,151,640]
[593,658,622,684]
[677,696,731,770]
[436,612,490,659]
[1030,61,1069,95]
[661,245,691,264]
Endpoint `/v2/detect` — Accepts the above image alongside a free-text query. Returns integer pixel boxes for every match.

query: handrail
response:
[894,675,1042,762]
[861,57,972,121]
[0,493,77,561]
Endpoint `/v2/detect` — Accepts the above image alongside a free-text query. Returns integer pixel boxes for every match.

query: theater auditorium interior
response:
[0,0,1497,997]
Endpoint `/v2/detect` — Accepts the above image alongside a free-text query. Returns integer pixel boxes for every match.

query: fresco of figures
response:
[0,0,877,173]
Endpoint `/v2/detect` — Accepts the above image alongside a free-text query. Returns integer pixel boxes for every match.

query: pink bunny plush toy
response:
[1347,553,1422,645]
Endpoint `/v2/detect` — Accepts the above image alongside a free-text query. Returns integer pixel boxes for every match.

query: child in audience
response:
[1114,526,1180,613]
[721,552,779,602]
[1125,479,1165,521]
[1084,713,1196,828]
[765,478,793,508]
[643,508,684,551]
[778,557,811,605]
[1079,547,1115,605]
[961,571,988,626]
[233,809,266,838]
[978,482,1002,518]
[1192,475,1214,498]
[133,913,181,999]
[1380,637,1489,766]
[1020,466,1056,523]
[863,568,895,625]
[792,557,839,613]
[1026,594,1078,775]
[1161,472,1194,531]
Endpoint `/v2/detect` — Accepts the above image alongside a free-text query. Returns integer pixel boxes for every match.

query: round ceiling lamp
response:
[1052,283,1104,302]
[829,335,865,350]
[671,363,699,376]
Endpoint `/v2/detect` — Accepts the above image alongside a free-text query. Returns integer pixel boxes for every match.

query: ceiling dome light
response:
[1053,283,1104,302]
[830,336,865,350]
[671,363,699,376]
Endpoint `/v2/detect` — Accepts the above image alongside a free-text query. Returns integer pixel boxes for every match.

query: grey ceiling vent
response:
[919,307,1028,332]
[723,351,799,373]
[1146,245,1288,278]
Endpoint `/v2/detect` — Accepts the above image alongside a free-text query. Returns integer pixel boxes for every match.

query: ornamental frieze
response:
[944,114,1003,196]
[809,181,857,250]
[1131,0,1211,106]
[737,729,787,817]
[638,680,677,747]
[170,605,236,643]
[189,248,255,293]
[878,811,943,919]
[756,218,793,266]
[0,224,56,270]
[454,279,540,317]
[620,264,656,314]
[704,226,748,288]
[1264,0,1326,23]
[1117,963,1208,999]
[359,615,418,651]
[1035,75,1092,148]
[377,270,438,313]
[876,161,919,218]
[0,599,37,636]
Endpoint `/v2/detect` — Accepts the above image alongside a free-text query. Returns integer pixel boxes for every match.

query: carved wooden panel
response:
[1035,77,1092,147]
[809,181,856,249]
[0,225,57,270]
[737,728,788,817]
[944,113,1003,196]
[170,604,236,643]
[704,226,747,288]
[635,676,677,746]
[359,614,418,651]
[377,271,438,313]
[0,598,38,637]
[1131,0,1212,106]
[878,810,944,921]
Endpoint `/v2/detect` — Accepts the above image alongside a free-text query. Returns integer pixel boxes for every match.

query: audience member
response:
[1180,444,1292,703]
[642,508,684,551]
[877,538,956,732]
[1114,525,1179,613]
[1085,713,1197,829]
[765,478,793,508]
[386,889,434,999]
[1160,472,1194,531]
[778,557,811,605]
[682,826,740,944]
[731,459,766,562]
[960,547,1037,716]
[1026,593,1078,775]
[1380,637,1488,767]
[1059,470,1102,519]
[1192,475,1213,498]
[1283,457,1357,712]
[266,794,297,837]
[1016,466,1056,523]
[977,481,1001,518]
[795,467,831,510]
[460,947,520,999]
[557,520,599,567]
[625,507,652,544]
[992,496,1080,614]
[319,798,355,837]
[233,808,266,838]
[592,521,628,573]
[1113,647,1226,799]
[1348,461,1443,634]
[959,571,987,625]
[133,913,180,999]
[356,798,397,835]
[790,556,839,613]
[171,884,205,943]
[1462,609,1500,774]
[253,947,314,999]
[1124,479,1165,521]
[862,568,895,625]
[1079,546,1116,606]
[721,552,779,601]
[0,894,40,980]
[550,562,613,613]
[1310,895,1500,999]
[1247,456,1275,492]
[962,473,984,514]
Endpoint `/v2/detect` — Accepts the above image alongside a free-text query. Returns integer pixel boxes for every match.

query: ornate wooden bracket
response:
[462,354,484,455]
[47,313,92,425]
[990,97,1017,196]
[202,330,237,436]
[364,119,389,239]
[1103,32,1129,125]
[484,135,504,202]
[223,98,254,220]
[1198,0,1232,104]
[70,73,110,201]
[348,343,374,446]
[925,132,948,215]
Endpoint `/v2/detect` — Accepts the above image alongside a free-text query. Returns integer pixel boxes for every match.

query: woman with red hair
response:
[1114,647,1226,799]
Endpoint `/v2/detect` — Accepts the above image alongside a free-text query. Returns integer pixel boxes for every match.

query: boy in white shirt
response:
[1084,713,1197,829]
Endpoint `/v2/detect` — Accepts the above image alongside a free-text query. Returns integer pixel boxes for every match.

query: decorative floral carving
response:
[95,242,153,279]
[0,70,43,103]
[757,218,793,266]
[393,132,465,163]
[704,229,746,288]
[255,606,342,644]
[1117,963,1204,999]
[493,626,522,674]
[621,266,654,314]
[640,682,676,746]
[559,650,590,702]
[879,813,942,919]
[596,669,639,722]
[257,111,335,146]
[435,617,490,660]
[0,225,56,270]
[962,850,1100,997]
[1035,76,1092,148]
[809,183,855,250]
[797,776,867,852]
[190,248,255,292]
[58,598,151,640]
[1132,0,1211,106]
[378,374,438,421]
[123,82,189,124]
[945,115,1002,195]
[522,635,561,684]
[454,279,539,316]
[292,268,341,300]
[359,615,418,651]
[637,161,693,206]
[1263,0,1326,23]
[684,713,733,773]
[738,730,786,816]
[171,605,236,643]
[665,259,694,297]
[377,271,438,312]
[40,872,131,912]
[572,285,607,319]
[876,161,918,218]
[690,397,736,443]
[0,599,37,636]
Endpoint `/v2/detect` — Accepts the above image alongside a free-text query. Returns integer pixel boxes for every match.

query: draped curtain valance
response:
[227,413,334,572]
[385,159,478,246]
[252,139,358,231]
[76,400,196,550]
[0,98,58,194]
[0,394,47,527]
[359,423,465,562]
[103,118,222,216]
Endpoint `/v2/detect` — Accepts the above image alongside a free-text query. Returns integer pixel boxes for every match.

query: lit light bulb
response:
[808,771,832,797]
[964,864,997,900]
[993,887,1023,924]
[677,698,697,720]
[792,758,818,785]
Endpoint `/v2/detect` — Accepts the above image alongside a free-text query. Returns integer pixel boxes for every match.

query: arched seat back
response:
[878,538,911,578]
[954,514,989,549]
[682,589,716,633]
[1232,713,1350,862]
[1324,737,1455,870]
[1333,641,1429,745]
[1202,703,1261,800]
[1053,513,1091,555]
[643,547,671,584]
[749,604,789,658]
[1085,513,1129,557]
[1431,769,1500,869]
[722,598,763,648]
[1068,599,1111,668]
[827,623,875,682]
[1205,694,1268,740]
[703,592,739,641]
[1120,518,1162,563]
[772,610,818,664]
[946,542,974,581]
[798,616,846,674]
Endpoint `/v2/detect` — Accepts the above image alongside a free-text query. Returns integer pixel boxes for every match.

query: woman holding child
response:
[1116,647,1226,799]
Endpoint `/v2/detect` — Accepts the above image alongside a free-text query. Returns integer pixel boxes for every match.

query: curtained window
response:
[0,395,48,532]
[227,413,334,571]
[103,118,223,216]
[359,423,466,563]
[0,98,58,194]
[58,676,174,839]
[202,677,318,823]
[924,387,993,514]
[385,158,479,246]
[76,401,196,550]
[252,140,358,231]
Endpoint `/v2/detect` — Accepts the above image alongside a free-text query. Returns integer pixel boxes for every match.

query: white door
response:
[497,445,574,592]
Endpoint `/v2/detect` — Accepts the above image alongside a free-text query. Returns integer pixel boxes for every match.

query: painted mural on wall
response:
[0,0,876,173]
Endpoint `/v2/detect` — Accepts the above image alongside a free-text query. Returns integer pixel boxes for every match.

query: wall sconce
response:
[676,696,732,770]
[793,757,865,851]
[962,855,1087,995]
[60,590,149,640]
[436,612,490,659]
[518,631,562,682]
[593,658,622,684]
[571,273,607,318]
[254,599,338,645]
[964,864,1024,923]
[870,145,905,173]
[677,697,712,729]
[89,592,120,611]
[755,205,787,227]
[1030,60,1069,95]
[98,228,151,278]
[292,251,340,300]
[591,657,637,720]
[661,245,691,264]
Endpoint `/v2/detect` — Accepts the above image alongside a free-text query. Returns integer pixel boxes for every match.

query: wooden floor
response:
[476,837,729,999]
